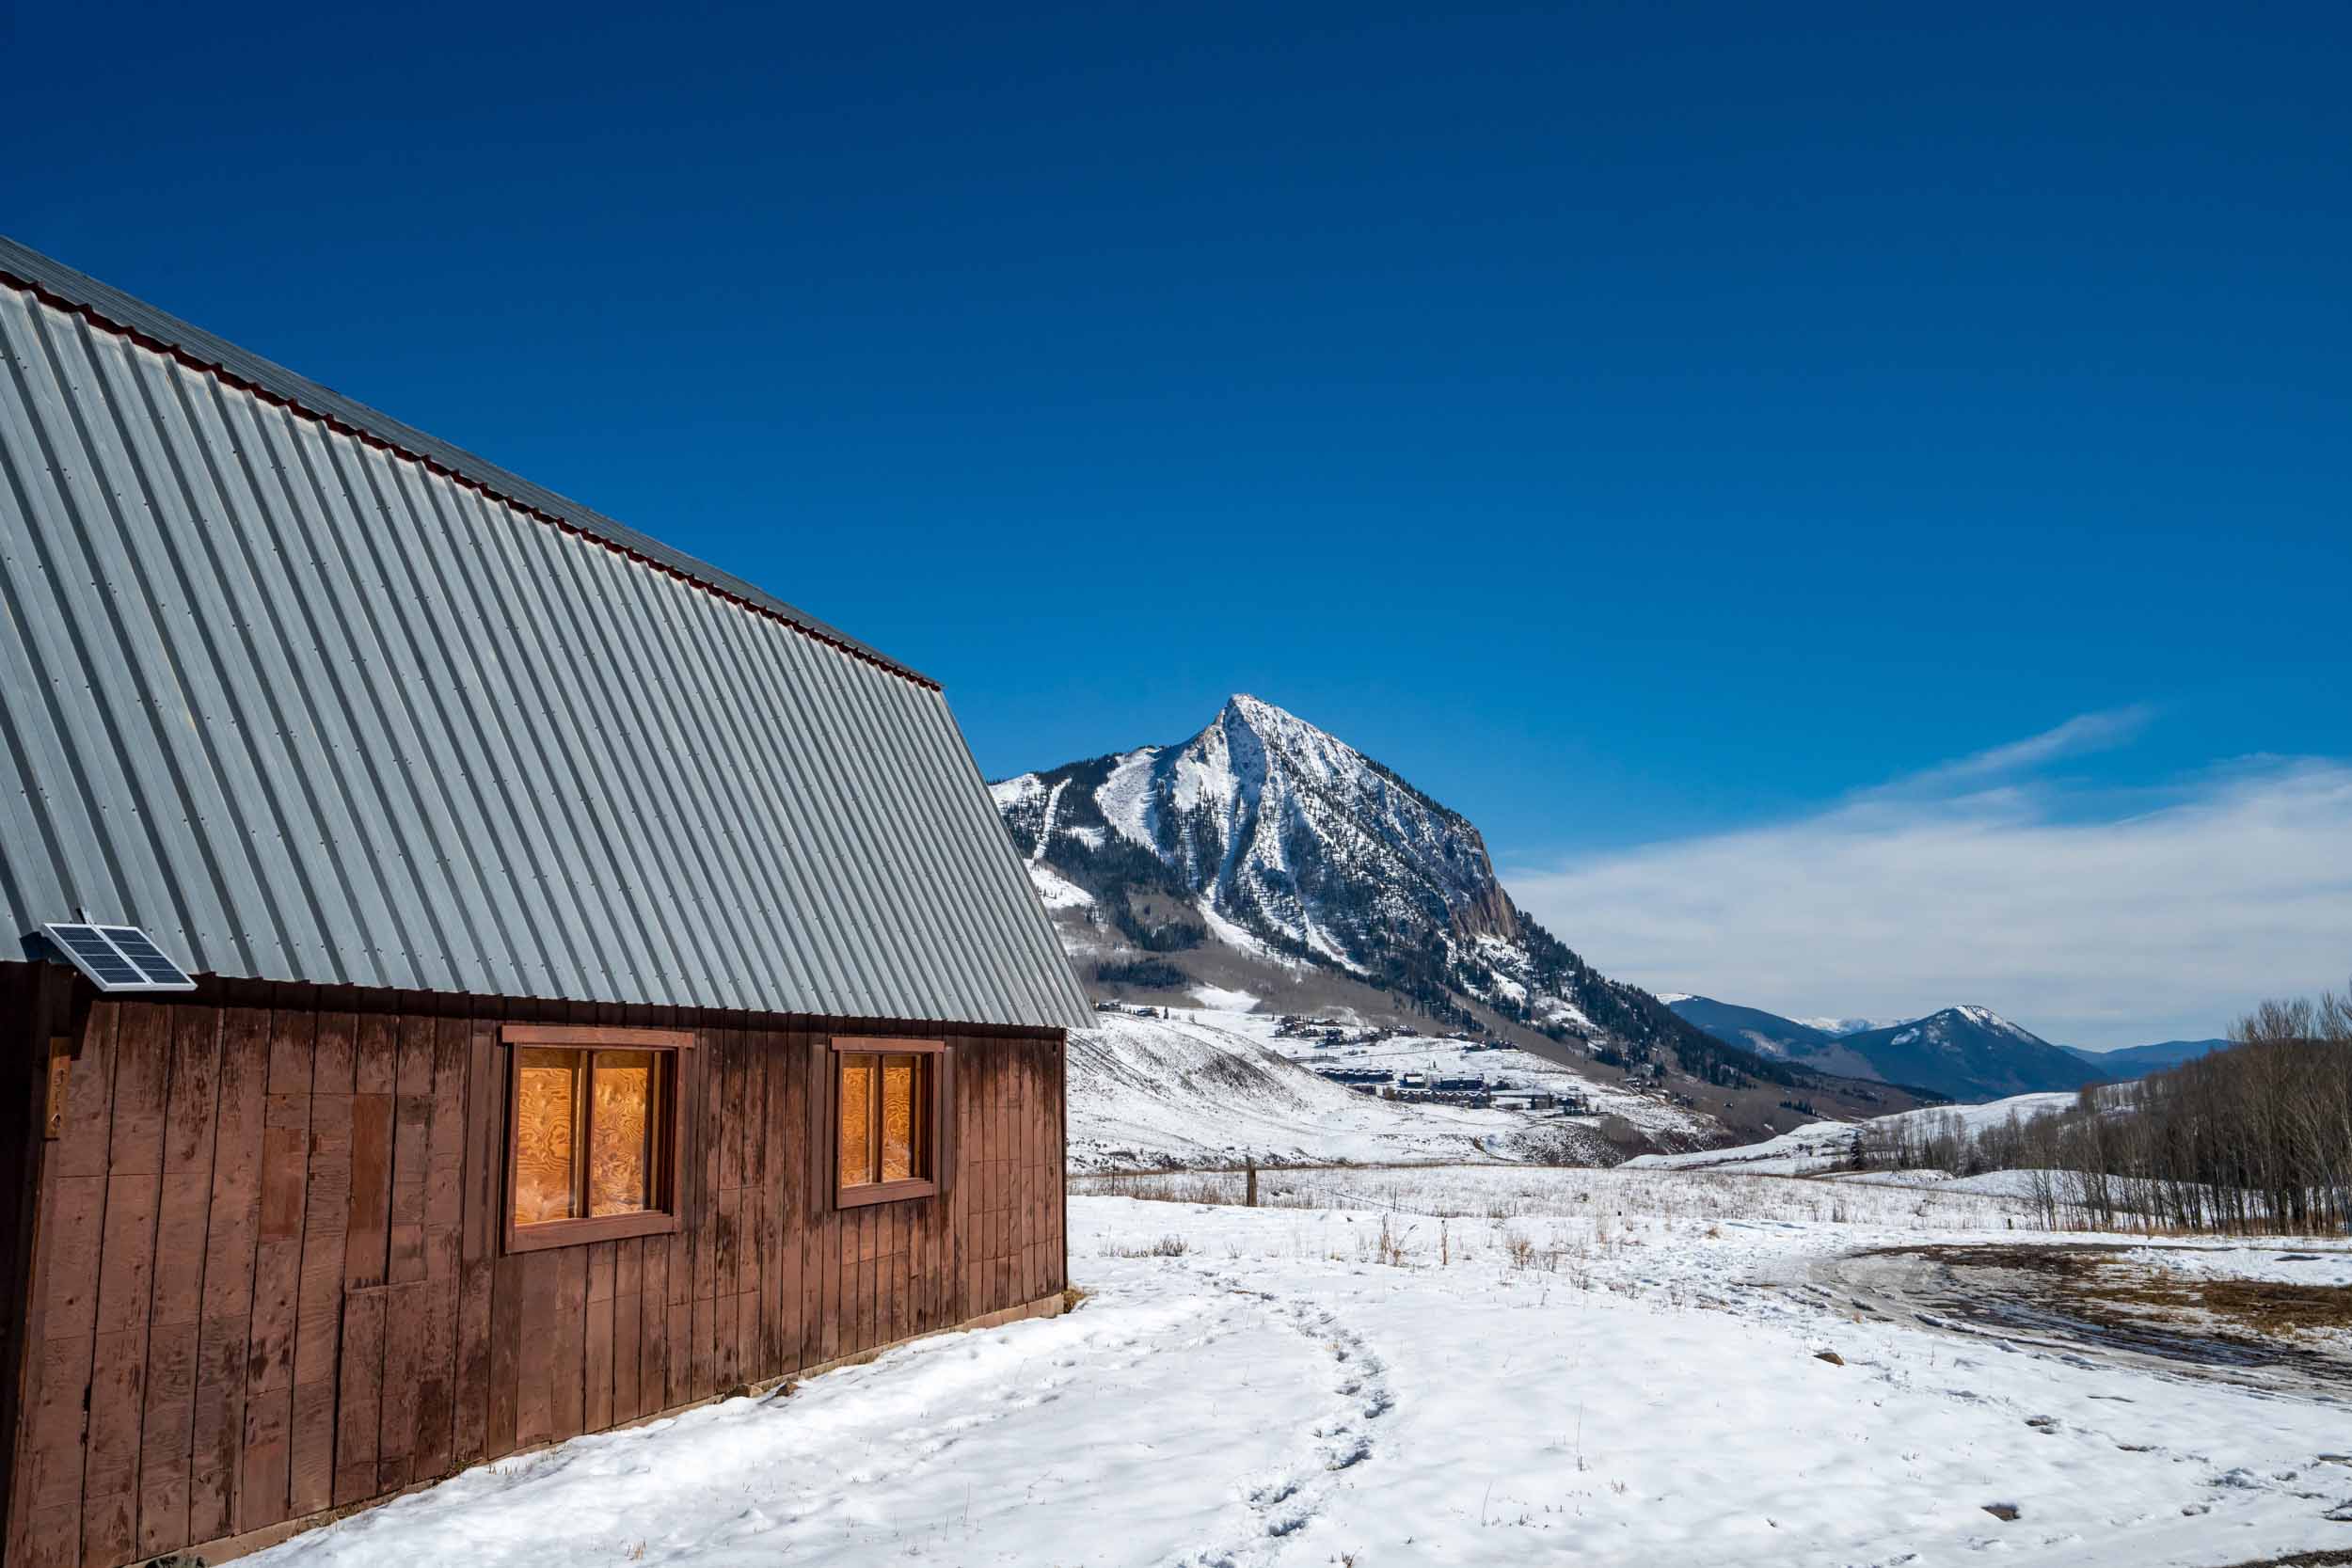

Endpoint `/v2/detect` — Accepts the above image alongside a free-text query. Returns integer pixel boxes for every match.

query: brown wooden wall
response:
[0,969,1068,1568]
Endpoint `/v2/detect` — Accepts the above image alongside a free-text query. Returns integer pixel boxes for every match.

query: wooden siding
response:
[1,973,1067,1568]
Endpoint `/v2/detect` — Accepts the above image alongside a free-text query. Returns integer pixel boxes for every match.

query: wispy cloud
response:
[1894,705,2155,793]
[1504,718,2352,1050]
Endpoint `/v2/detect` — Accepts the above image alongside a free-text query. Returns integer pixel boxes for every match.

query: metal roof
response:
[0,234,928,686]
[0,239,1091,1031]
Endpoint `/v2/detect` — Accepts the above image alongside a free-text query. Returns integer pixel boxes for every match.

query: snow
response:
[1627,1093,2091,1178]
[1879,1090,2083,1134]
[1192,895,1287,964]
[1029,777,1069,862]
[1798,1014,1910,1036]
[984,772,1041,812]
[2120,1243,2352,1289]
[1654,990,1693,1004]
[1189,984,1261,1011]
[250,1171,2352,1568]
[1202,1006,1713,1147]
[1062,1007,1713,1168]
[1955,1002,2035,1038]
[1025,863,1094,910]
[1094,746,1160,851]
[1065,1010,1575,1170]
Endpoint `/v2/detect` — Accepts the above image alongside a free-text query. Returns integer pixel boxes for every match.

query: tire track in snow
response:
[1168,1264,1392,1566]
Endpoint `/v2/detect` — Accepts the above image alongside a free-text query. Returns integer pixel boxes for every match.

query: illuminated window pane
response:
[839,1057,875,1187]
[589,1051,657,1216]
[514,1049,580,1225]
[881,1055,917,1181]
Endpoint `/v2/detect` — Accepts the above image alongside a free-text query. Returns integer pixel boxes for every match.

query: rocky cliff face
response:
[993,695,1693,1059]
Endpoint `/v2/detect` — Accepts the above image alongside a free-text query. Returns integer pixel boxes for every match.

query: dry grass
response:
[1073,1164,2032,1232]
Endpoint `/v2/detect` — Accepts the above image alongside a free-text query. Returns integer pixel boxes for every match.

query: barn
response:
[0,237,1092,1568]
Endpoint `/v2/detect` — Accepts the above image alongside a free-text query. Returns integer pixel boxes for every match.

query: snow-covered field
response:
[1067,1010,1545,1170]
[1626,1091,2084,1178]
[246,1168,2352,1568]
[1067,1007,1711,1170]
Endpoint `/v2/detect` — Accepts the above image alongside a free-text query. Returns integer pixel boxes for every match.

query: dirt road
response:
[1804,1242,2352,1406]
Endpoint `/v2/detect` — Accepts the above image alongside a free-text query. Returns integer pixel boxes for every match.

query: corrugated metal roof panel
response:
[0,233,929,686]
[0,242,1091,1031]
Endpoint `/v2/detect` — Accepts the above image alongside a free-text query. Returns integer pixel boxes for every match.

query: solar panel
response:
[40,922,199,992]
[98,926,196,987]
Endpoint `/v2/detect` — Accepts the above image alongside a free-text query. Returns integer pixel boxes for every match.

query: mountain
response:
[993,694,1931,1137]
[2061,1037,2230,1079]
[1795,1015,1912,1037]
[1833,1006,2102,1101]
[1665,996,1836,1055]
[1663,996,1889,1082]
[1669,995,2117,1101]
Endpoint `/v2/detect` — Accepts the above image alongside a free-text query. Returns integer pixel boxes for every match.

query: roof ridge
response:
[0,233,935,689]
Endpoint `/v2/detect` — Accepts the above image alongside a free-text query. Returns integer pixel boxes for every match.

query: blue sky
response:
[11,2,2347,1040]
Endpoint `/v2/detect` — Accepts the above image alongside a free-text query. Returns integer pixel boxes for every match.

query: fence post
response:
[1246,1157,1259,1208]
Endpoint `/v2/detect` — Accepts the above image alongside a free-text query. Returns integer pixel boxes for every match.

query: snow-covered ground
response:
[1067,1010,1622,1170]
[1177,1005,1714,1143]
[1066,1006,1716,1170]
[1626,1091,2085,1177]
[246,1168,2352,1568]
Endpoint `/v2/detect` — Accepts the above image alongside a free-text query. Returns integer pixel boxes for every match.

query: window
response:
[833,1038,947,1207]
[503,1024,691,1252]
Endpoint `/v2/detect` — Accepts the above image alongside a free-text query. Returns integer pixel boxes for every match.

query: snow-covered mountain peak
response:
[990,697,1719,1058]
[1949,1004,2031,1038]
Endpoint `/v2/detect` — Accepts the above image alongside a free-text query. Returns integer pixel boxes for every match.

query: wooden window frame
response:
[829,1037,950,1209]
[501,1023,693,1254]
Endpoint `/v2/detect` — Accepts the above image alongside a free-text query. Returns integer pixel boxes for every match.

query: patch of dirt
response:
[1817,1243,2352,1398]
[1870,1243,2352,1343]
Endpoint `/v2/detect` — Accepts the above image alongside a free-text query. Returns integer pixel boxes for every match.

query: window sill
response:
[837,1178,940,1210]
[507,1209,680,1253]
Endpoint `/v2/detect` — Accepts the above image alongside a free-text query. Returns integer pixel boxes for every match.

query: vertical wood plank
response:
[236,1007,313,1535]
[712,1184,739,1388]
[331,1290,384,1505]
[584,1242,614,1432]
[87,1002,171,1568]
[640,1233,670,1416]
[288,1010,351,1522]
[453,1259,494,1465]
[346,1017,397,1291]
[23,993,119,1567]
[374,1281,424,1490]
[459,1022,500,1268]
[189,1006,266,1544]
[552,1243,587,1437]
[412,1015,468,1480]
[135,1005,223,1557]
[612,1237,642,1422]
[453,1014,500,1467]
[485,1255,523,1459]
[515,1250,557,1447]
[387,1017,433,1285]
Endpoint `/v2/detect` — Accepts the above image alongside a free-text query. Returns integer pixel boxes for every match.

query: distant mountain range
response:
[1664,996,2229,1103]
[1831,1006,2104,1101]
[2059,1038,2230,1075]
[993,695,1933,1140]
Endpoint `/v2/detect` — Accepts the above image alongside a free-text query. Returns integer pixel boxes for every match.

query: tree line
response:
[1856,977,2350,1235]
